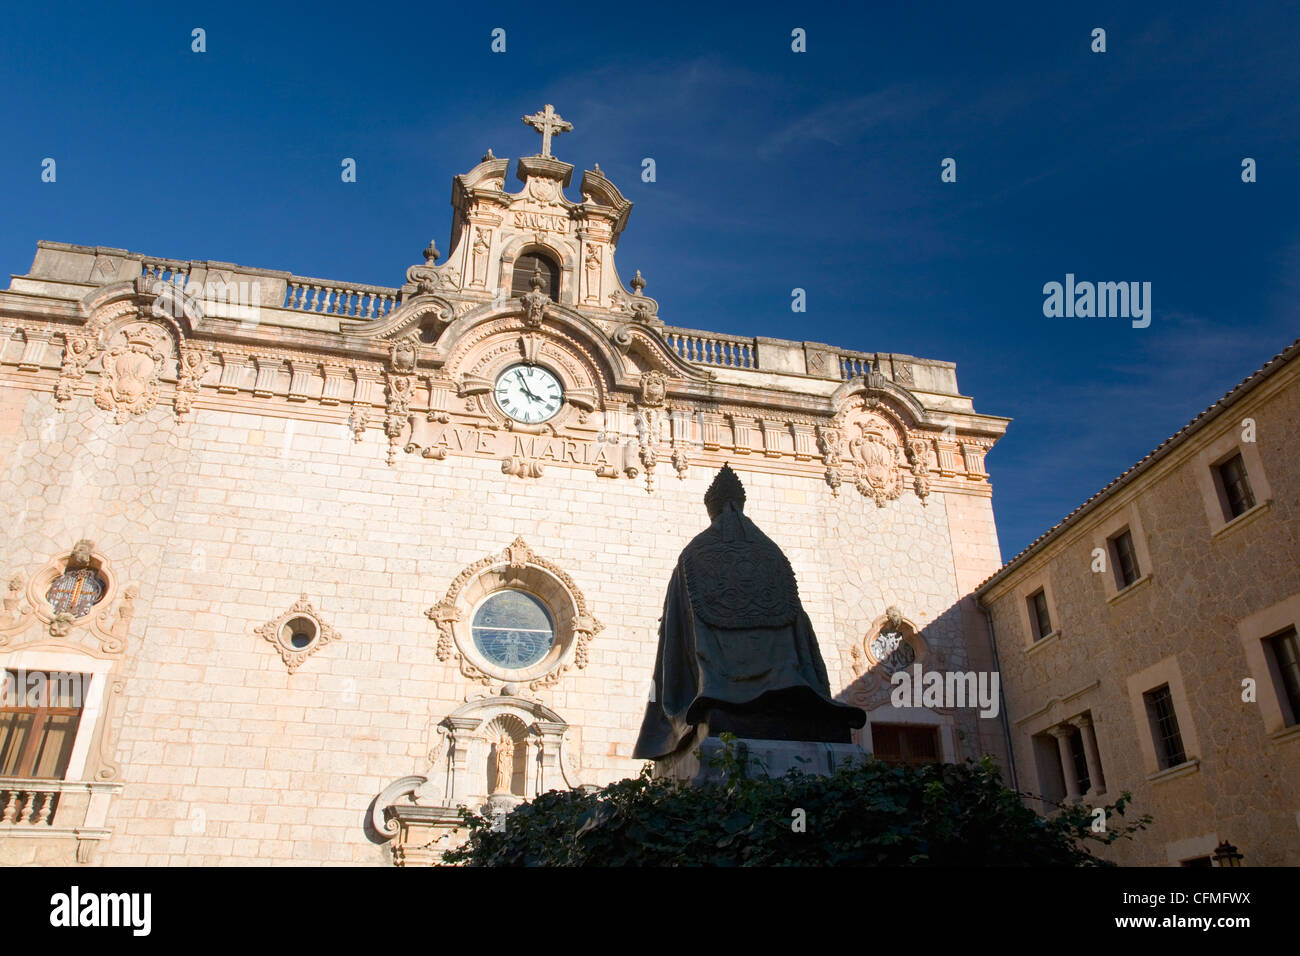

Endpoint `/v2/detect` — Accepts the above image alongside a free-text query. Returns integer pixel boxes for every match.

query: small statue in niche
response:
[491,733,515,794]
[583,246,601,302]
[472,229,491,286]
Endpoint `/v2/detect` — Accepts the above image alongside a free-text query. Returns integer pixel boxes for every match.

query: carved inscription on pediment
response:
[405,421,620,473]
[512,211,569,234]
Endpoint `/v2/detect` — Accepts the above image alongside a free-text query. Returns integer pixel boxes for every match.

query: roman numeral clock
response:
[494,364,564,424]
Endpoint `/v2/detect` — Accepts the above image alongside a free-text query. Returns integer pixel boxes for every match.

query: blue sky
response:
[3,1,1297,561]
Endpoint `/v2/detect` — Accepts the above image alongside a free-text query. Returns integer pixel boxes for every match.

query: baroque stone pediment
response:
[1,106,1006,497]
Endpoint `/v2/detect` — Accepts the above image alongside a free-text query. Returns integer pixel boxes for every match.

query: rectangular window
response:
[1216,453,1256,520]
[0,670,86,780]
[1265,627,1300,726]
[1144,684,1187,770]
[1069,727,1091,793]
[1028,588,1053,640]
[1110,529,1141,588]
[872,723,941,767]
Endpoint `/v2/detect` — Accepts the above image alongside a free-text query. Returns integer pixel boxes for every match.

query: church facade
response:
[0,108,1009,865]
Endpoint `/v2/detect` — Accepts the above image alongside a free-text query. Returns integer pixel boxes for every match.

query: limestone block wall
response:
[0,386,999,865]
[982,363,1300,866]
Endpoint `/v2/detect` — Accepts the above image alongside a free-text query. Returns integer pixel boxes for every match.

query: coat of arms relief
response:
[819,405,909,506]
[848,415,907,506]
[93,323,171,423]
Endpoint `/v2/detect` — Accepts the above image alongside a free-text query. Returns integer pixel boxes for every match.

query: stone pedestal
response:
[484,792,523,814]
[654,736,870,786]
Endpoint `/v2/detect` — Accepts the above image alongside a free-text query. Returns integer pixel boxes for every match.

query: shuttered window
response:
[0,671,87,780]
[511,253,559,301]
[872,723,941,766]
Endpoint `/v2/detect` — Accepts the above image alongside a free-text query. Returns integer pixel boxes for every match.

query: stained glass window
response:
[45,568,106,618]
[869,629,916,674]
[472,590,555,669]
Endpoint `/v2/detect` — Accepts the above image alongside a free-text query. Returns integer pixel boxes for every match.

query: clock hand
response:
[514,370,541,402]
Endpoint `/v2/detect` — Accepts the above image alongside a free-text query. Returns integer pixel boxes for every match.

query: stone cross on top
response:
[522,104,572,158]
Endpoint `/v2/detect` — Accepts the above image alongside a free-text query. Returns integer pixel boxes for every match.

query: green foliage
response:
[443,736,1150,867]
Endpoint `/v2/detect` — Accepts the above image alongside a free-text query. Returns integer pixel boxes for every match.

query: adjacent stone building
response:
[977,339,1300,866]
[0,108,1009,865]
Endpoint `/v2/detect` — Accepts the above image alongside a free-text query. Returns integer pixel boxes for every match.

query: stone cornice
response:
[976,337,1300,602]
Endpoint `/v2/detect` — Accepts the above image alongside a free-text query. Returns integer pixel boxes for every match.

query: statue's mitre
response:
[704,463,746,512]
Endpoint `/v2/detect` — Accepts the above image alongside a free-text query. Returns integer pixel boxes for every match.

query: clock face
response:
[494,364,564,424]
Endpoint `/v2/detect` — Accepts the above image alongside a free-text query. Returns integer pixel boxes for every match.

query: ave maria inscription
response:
[406,420,622,469]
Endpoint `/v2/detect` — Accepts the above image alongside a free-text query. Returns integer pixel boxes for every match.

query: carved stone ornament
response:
[471,228,492,287]
[255,594,340,674]
[55,333,95,405]
[671,444,689,478]
[406,260,462,296]
[583,245,601,303]
[424,537,603,691]
[384,360,416,466]
[633,405,664,494]
[907,436,934,504]
[347,402,369,443]
[390,337,418,374]
[867,605,916,674]
[1,571,31,634]
[841,409,907,507]
[93,323,169,423]
[638,370,668,408]
[844,608,929,713]
[95,584,139,655]
[518,269,550,329]
[3,544,133,657]
[174,345,212,420]
[817,424,845,495]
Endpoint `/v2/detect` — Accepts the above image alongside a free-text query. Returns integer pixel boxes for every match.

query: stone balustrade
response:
[663,329,756,369]
[283,277,401,319]
[140,258,193,286]
[1,781,59,825]
[0,778,124,864]
[838,350,874,380]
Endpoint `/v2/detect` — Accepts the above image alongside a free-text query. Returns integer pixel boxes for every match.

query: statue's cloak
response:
[632,502,864,761]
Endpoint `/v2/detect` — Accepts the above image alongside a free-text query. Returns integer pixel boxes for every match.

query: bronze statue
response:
[633,465,865,761]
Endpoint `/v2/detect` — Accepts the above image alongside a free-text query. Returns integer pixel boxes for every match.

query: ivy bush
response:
[444,737,1149,866]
